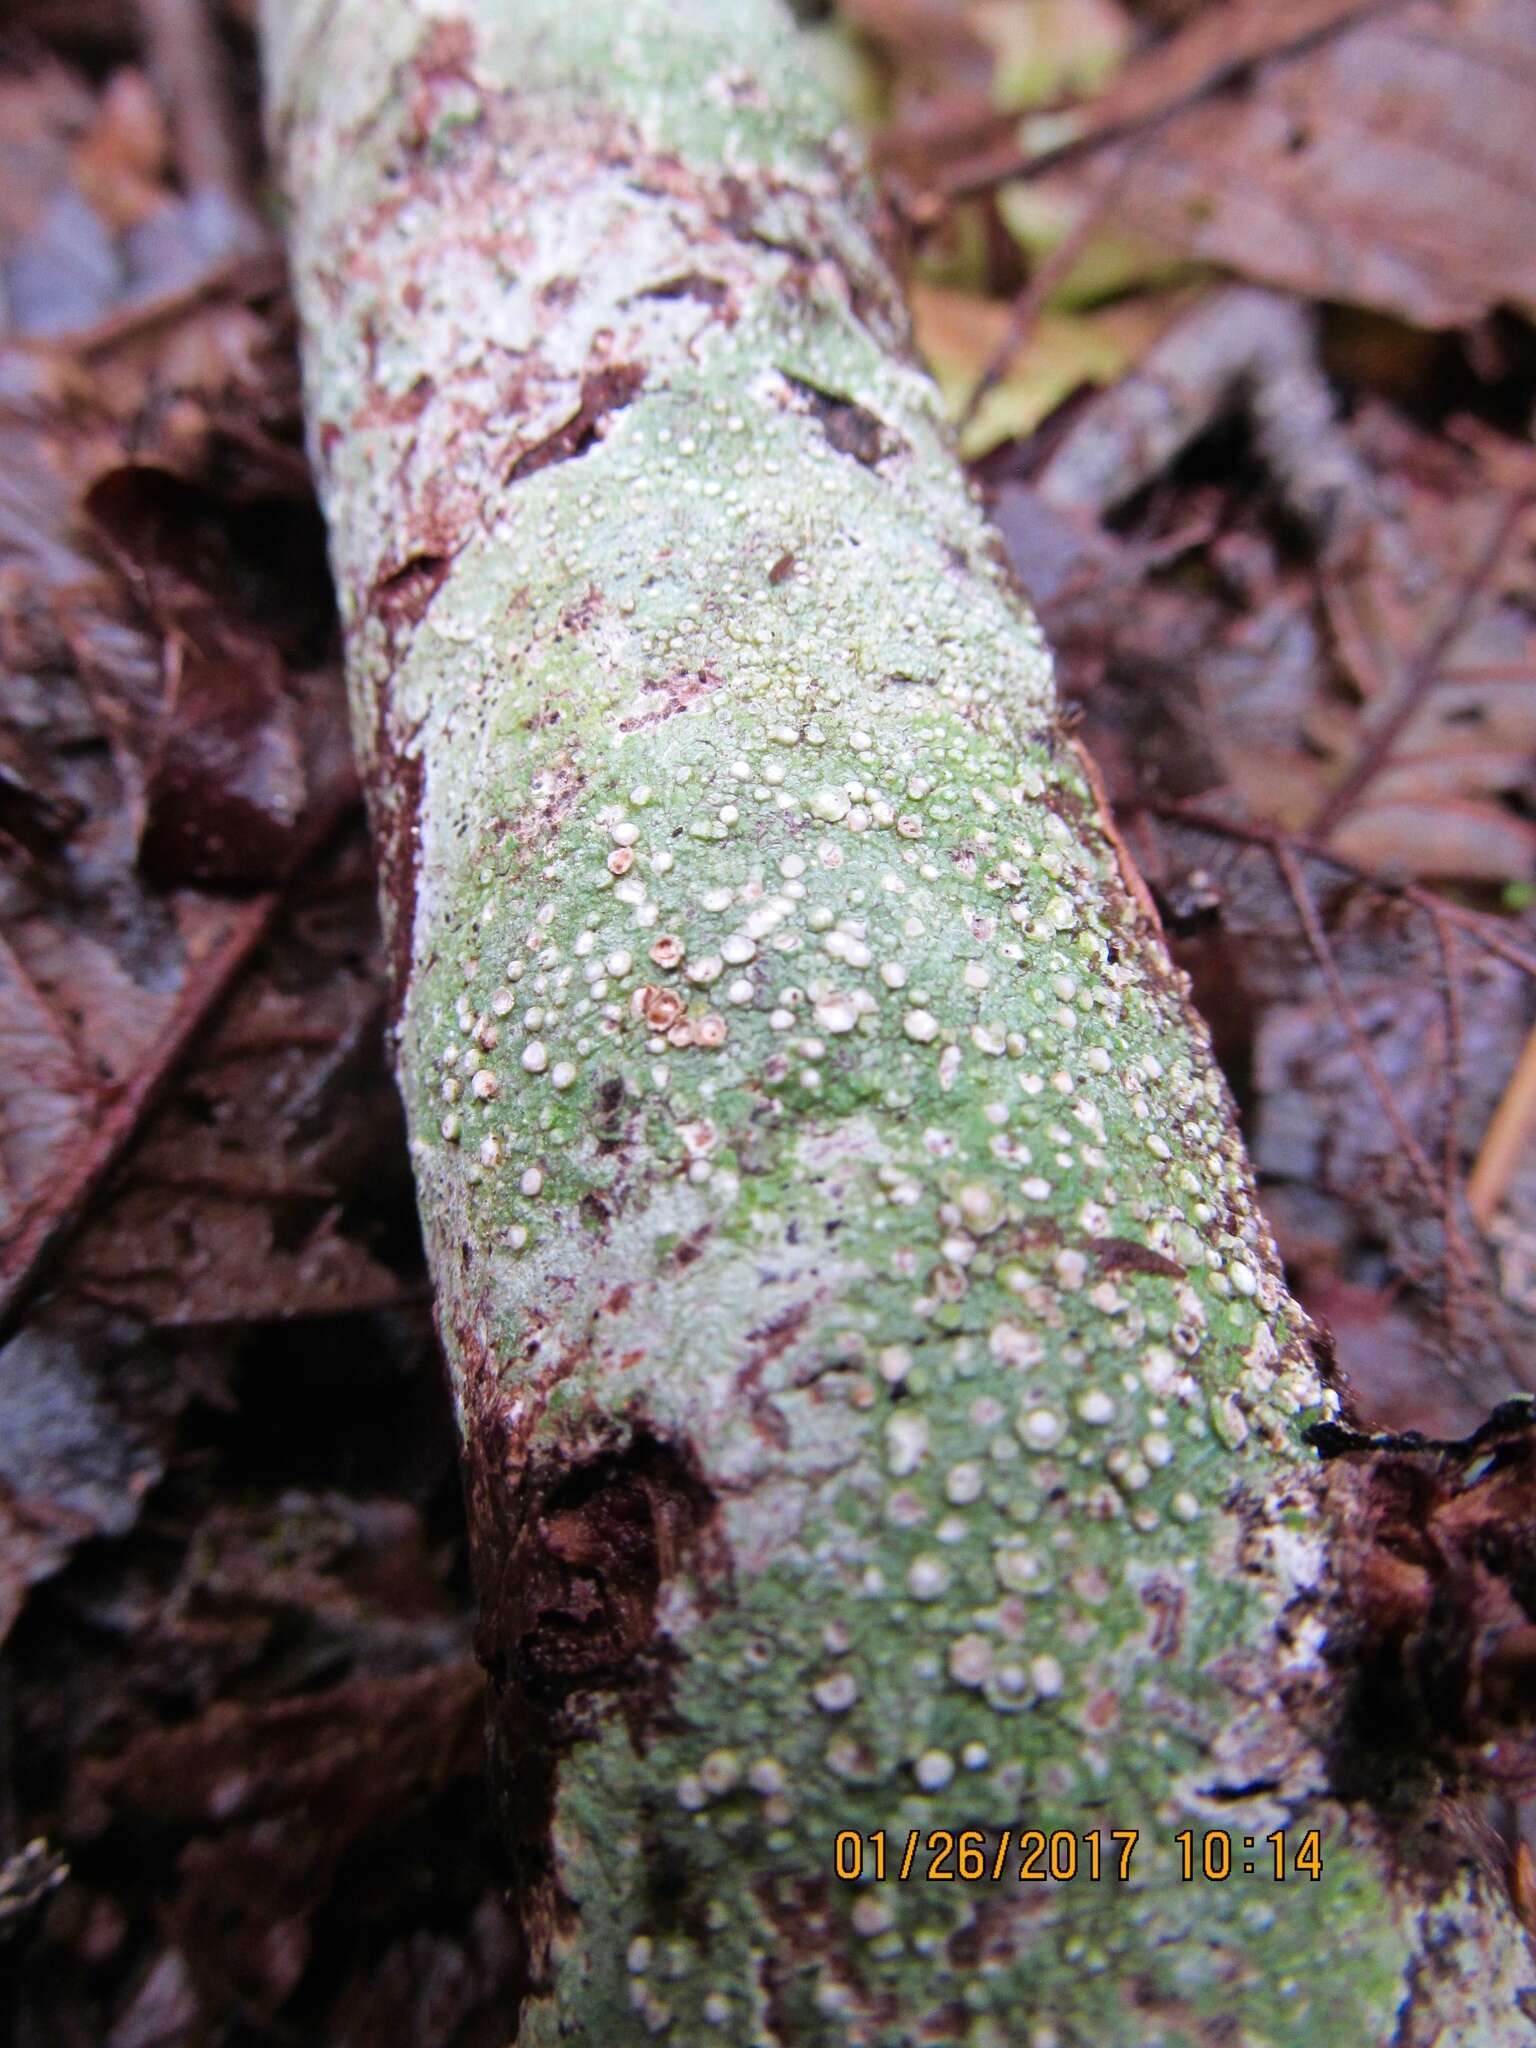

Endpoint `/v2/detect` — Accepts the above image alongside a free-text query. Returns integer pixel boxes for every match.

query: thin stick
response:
[136,0,252,208]
[1468,1019,1536,1233]
[29,250,289,360]
[956,149,1145,438]
[1273,838,1442,1208]
[1430,911,1470,1317]
[1144,798,1536,984]
[941,0,1411,199]
[1309,487,1536,838]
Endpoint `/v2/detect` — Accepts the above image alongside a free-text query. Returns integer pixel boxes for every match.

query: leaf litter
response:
[0,7,520,2039]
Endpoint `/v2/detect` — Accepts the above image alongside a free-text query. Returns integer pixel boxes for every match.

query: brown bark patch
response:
[739,1300,812,1382]
[736,1300,814,1450]
[413,16,475,83]
[753,1873,898,2039]
[496,1434,716,1698]
[1140,1576,1186,1659]
[634,271,736,320]
[505,362,645,484]
[517,752,586,851]
[782,372,906,468]
[372,551,450,642]
[456,1326,725,2009]
[619,665,724,732]
[557,585,604,637]
[369,716,424,1017]
[356,374,436,431]
[1092,1236,1187,1280]
[402,18,480,156]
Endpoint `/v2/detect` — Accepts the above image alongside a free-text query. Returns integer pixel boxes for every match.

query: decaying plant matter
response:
[262,1,1536,2039]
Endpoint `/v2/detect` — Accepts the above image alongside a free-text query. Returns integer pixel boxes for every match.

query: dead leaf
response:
[61,843,415,1326]
[974,0,1131,110]
[73,1663,489,2019]
[1065,0,1404,141]
[912,276,1182,453]
[138,635,308,886]
[0,1311,169,1641]
[1054,0,1536,328]
[1332,798,1536,885]
[0,35,516,2048]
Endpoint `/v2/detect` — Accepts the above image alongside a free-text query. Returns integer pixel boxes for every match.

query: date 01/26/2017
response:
[831,1828,1325,1885]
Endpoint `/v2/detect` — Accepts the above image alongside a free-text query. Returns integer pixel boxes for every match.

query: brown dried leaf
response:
[0,1311,172,1641]
[73,1664,489,2018]
[61,850,415,1327]
[1217,743,1332,832]
[1055,0,1536,327]
[0,33,513,2048]
[77,1661,485,1834]
[1331,797,1536,885]
[0,95,353,1321]
[138,637,308,885]
[1368,743,1536,806]
[0,933,86,1238]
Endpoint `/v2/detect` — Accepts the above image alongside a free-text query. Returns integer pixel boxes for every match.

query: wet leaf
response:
[1053,0,1536,327]
[912,276,1179,453]
[138,636,308,886]
[0,1311,172,1640]
[1331,798,1536,886]
[975,0,1131,110]
[996,180,1196,308]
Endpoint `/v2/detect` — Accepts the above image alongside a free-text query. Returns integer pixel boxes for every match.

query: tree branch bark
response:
[262,2,1535,2039]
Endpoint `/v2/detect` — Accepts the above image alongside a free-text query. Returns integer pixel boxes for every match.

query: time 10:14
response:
[1174,1830,1323,1882]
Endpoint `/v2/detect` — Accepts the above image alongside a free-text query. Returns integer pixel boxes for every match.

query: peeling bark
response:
[262,2,1536,2040]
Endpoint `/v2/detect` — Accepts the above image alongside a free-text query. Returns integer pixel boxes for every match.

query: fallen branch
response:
[263,2,1536,2038]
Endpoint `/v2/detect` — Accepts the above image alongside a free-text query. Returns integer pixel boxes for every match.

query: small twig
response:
[1031,284,1372,542]
[20,249,289,360]
[956,151,1145,438]
[942,0,1412,199]
[1468,1020,1536,1235]
[1434,662,1536,687]
[1147,797,1521,1346]
[1309,487,1536,839]
[136,0,253,211]
[1273,839,1442,1210]
[0,790,359,1341]
[1144,798,1536,985]
[1430,912,1470,1321]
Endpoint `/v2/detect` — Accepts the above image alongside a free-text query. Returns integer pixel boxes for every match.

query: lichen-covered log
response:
[261,3,1536,2040]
